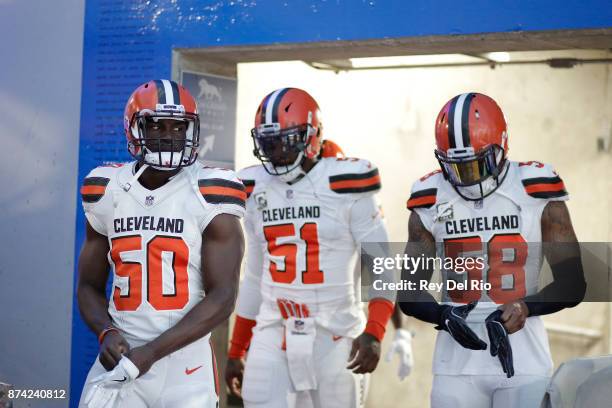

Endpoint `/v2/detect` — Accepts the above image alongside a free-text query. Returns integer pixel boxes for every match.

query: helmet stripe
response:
[271,88,291,123]
[260,93,271,123]
[264,88,284,124]
[460,93,474,147]
[447,95,459,148]
[170,80,180,105]
[160,79,175,105]
[452,93,470,148]
[154,79,166,104]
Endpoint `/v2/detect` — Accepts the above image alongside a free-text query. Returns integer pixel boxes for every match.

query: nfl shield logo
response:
[294,319,305,332]
[145,195,155,206]
[286,189,294,199]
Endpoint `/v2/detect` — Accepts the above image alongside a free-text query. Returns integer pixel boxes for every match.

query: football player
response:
[399,92,586,408]
[77,79,245,407]
[224,88,404,408]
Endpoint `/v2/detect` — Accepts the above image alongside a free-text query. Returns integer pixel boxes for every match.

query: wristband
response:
[98,325,119,345]
[364,298,394,341]
[228,316,257,359]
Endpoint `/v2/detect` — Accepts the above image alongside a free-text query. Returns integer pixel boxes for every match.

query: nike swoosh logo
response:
[185,365,203,375]
[112,376,127,382]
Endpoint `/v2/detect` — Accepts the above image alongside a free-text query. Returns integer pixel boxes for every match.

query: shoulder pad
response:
[327,157,381,194]
[237,164,267,198]
[406,170,442,210]
[197,166,246,208]
[80,165,122,203]
[516,161,568,199]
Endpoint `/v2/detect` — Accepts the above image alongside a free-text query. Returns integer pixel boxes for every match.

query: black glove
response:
[486,310,514,378]
[435,301,487,350]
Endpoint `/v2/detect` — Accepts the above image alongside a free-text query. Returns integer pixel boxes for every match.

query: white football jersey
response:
[236,157,388,339]
[407,160,568,375]
[81,162,245,346]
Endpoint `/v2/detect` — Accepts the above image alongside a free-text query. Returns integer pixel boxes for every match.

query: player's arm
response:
[77,221,130,370]
[127,213,245,375]
[397,211,440,323]
[346,194,394,374]
[525,202,585,312]
[225,217,264,397]
[496,201,586,335]
[532,201,586,309]
[399,212,486,350]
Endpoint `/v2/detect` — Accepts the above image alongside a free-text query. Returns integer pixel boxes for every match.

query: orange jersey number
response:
[110,235,190,311]
[444,233,527,304]
[264,222,324,284]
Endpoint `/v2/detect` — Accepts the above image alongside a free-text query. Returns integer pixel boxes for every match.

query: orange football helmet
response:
[124,79,200,169]
[434,92,509,200]
[251,88,322,179]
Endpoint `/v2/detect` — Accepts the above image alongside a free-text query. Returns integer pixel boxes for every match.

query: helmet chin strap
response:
[121,163,149,192]
[275,151,309,183]
[278,164,306,184]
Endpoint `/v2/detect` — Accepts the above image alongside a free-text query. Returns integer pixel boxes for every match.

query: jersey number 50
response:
[110,235,190,311]
[264,223,323,284]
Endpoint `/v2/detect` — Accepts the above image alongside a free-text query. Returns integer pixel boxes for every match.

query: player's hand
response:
[125,345,156,377]
[84,357,139,408]
[498,300,528,334]
[485,310,515,378]
[384,329,414,380]
[435,301,487,350]
[347,332,381,374]
[99,331,131,371]
[225,357,245,398]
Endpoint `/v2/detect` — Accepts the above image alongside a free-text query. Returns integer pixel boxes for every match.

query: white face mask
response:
[131,118,198,170]
[455,177,498,200]
[264,151,308,183]
[454,161,509,200]
[144,151,186,170]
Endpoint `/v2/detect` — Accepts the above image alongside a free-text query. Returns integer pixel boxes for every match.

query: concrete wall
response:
[0,0,84,404]
[235,51,612,407]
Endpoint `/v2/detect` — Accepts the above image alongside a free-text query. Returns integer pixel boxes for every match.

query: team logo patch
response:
[435,202,454,222]
[254,192,267,210]
[145,195,155,206]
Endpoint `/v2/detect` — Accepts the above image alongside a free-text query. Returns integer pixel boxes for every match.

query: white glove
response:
[83,357,140,408]
[385,329,414,380]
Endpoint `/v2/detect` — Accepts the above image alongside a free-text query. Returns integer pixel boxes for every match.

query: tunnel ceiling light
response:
[484,52,511,62]
[307,51,611,72]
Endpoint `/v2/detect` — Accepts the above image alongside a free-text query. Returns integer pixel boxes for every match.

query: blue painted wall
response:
[71,0,612,404]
